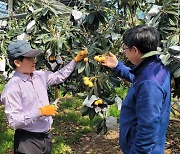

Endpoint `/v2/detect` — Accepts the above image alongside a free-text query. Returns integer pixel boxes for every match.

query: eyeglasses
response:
[122,46,129,52]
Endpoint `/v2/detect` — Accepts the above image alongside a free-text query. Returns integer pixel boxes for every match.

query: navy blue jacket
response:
[114,56,171,154]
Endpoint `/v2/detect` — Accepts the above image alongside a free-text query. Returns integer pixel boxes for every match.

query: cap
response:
[7,40,41,59]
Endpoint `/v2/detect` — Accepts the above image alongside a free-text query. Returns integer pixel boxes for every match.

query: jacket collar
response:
[130,55,160,76]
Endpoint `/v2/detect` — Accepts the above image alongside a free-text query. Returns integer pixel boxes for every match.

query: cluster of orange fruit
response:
[81,49,106,63]
[94,99,103,106]
[94,55,106,63]
[80,49,88,56]
[83,77,93,87]
[80,49,88,62]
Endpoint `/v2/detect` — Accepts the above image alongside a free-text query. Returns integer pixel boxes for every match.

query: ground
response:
[1,99,180,154]
[62,120,180,154]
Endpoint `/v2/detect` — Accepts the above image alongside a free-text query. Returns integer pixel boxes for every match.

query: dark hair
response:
[123,25,160,54]
[9,56,25,68]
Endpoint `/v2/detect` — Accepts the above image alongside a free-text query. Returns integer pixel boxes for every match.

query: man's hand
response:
[101,52,118,68]
[74,49,88,62]
[39,105,58,116]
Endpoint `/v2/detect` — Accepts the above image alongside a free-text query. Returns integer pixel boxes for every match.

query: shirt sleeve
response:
[1,88,41,129]
[45,60,76,86]
[130,81,164,153]
[113,61,134,83]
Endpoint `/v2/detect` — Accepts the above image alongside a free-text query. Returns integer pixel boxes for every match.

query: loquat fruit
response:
[83,77,89,81]
[88,82,93,88]
[94,56,99,61]
[97,99,103,104]
[84,57,88,62]
[100,56,106,62]
[84,80,90,86]
[94,100,99,106]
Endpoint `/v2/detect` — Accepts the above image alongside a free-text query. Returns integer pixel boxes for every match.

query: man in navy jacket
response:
[102,25,171,154]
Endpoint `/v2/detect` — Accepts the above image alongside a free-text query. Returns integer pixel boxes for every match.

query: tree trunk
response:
[8,0,13,16]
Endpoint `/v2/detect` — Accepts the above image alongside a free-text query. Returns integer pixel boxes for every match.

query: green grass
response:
[0,106,14,154]
[109,104,120,117]
[51,97,95,153]
[0,84,4,92]
[0,96,95,154]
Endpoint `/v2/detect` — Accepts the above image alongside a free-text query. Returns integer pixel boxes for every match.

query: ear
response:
[132,46,140,55]
[14,60,21,67]
[132,46,143,60]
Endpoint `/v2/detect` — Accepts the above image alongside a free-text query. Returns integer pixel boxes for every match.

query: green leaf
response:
[103,124,108,134]
[0,40,6,54]
[171,3,180,7]
[161,54,172,66]
[81,106,90,116]
[93,47,105,54]
[97,126,103,134]
[174,68,180,78]
[93,80,98,97]
[102,80,112,92]
[0,84,5,92]
[166,11,179,16]
[167,34,179,48]
[85,62,90,76]
[89,59,98,66]
[141,51,161,59]
[96,119,104,134]
[89,4,96,10]
[93,118,103,127]
[88,13,95,24]
[88,88,94,99]
[40,24,50,32]
[78,62,86,74]
[171,108,176,116]
[57,37,66,50]
[96,119,107,134]
[169,60,180,74]
[89,108,96,120]
[151,12,162,26]
[102,97,115,105]
[109,77,121,86]
[42,8,49,16]
[33,8,43,14]
[48,6,59,16]
[96,11,106,24]
[164,27,177,31]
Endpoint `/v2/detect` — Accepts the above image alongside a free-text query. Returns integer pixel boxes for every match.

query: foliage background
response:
[0,0,179,133]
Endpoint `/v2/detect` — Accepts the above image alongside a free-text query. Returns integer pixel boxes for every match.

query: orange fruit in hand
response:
[94,55,106,63]
[100,56,106,62]
[94,56,99,61]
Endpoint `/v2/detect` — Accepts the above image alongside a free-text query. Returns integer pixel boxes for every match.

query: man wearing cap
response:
[1,40,87,154]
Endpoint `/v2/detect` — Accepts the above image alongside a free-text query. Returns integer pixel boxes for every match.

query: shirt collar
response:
[130,55,160,76]
[14,71,34,81]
